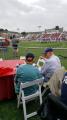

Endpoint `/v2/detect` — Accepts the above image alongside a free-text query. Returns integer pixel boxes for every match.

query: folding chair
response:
[0,58,3,61]
[20,56,25,60]
[17,78,44,120]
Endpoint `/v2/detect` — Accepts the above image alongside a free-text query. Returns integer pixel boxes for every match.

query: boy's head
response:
[26,53,35,63]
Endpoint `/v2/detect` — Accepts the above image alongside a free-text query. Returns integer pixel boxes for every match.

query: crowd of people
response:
[24,32,65,42]
[14,47,67,107]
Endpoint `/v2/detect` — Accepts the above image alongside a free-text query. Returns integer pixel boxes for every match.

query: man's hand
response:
[39,56,44,59]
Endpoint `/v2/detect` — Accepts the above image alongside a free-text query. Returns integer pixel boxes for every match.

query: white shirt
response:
[41,54,61,81]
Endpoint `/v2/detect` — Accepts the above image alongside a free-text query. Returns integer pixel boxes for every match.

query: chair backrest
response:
[48,94,67,120]
[20,77,44,89]
[0,58,3,61]
[49,66,65,96]
[20,56,25,60]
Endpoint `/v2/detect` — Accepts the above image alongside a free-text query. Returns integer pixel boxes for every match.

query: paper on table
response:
[37,58,45,67]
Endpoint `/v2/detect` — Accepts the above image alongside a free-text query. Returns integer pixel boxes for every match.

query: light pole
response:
[37,25,42,32]
[17,28,20,33]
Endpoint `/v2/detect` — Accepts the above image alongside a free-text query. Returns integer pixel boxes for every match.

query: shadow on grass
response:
[0,99,40,120]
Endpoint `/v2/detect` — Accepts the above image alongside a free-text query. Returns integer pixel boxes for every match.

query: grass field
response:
[0,41,67,68]
[0,41,67,120]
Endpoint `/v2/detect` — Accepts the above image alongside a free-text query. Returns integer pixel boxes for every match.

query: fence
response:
[0,46,67,69]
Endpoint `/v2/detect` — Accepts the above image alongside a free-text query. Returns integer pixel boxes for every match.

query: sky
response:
[0,0,67,32]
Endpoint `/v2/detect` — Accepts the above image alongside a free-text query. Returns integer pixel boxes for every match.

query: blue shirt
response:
[61,72,67,105]
[14,64,43,96]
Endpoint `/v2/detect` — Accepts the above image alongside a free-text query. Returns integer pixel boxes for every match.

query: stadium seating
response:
[24,32,65,42]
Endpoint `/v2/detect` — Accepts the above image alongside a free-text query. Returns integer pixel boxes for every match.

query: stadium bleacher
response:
[24,31,66,42]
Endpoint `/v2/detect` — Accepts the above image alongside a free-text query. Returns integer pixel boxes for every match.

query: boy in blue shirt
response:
[14,53,43,96]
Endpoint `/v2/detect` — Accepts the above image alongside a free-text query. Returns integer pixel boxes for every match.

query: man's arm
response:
[41,61,50,75]
[14,68,19,83]
[14,67,24,94]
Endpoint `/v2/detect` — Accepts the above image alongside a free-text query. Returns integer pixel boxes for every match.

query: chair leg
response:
[39,85,42,104]
[17,94,21,108]
[17,95,20,108]
[22,94,27,120]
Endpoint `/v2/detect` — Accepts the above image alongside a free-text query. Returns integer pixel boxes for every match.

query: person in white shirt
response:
[41,48,61,82]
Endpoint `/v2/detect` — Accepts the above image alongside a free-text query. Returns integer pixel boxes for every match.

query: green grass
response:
[0,99,40,120]
[0,41,67,120]
[0,41,67,68]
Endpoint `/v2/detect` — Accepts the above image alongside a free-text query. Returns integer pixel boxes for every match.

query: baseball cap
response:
[43,48,53,54]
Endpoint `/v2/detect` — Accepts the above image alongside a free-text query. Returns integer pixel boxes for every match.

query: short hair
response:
[26,53,35,62]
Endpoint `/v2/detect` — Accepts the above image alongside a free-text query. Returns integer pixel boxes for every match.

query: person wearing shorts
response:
[12,36,19,57]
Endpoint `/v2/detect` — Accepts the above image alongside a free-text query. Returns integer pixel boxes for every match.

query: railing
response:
[0,46,67,68]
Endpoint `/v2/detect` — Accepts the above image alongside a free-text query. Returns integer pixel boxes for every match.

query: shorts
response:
[12,45,18,50]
